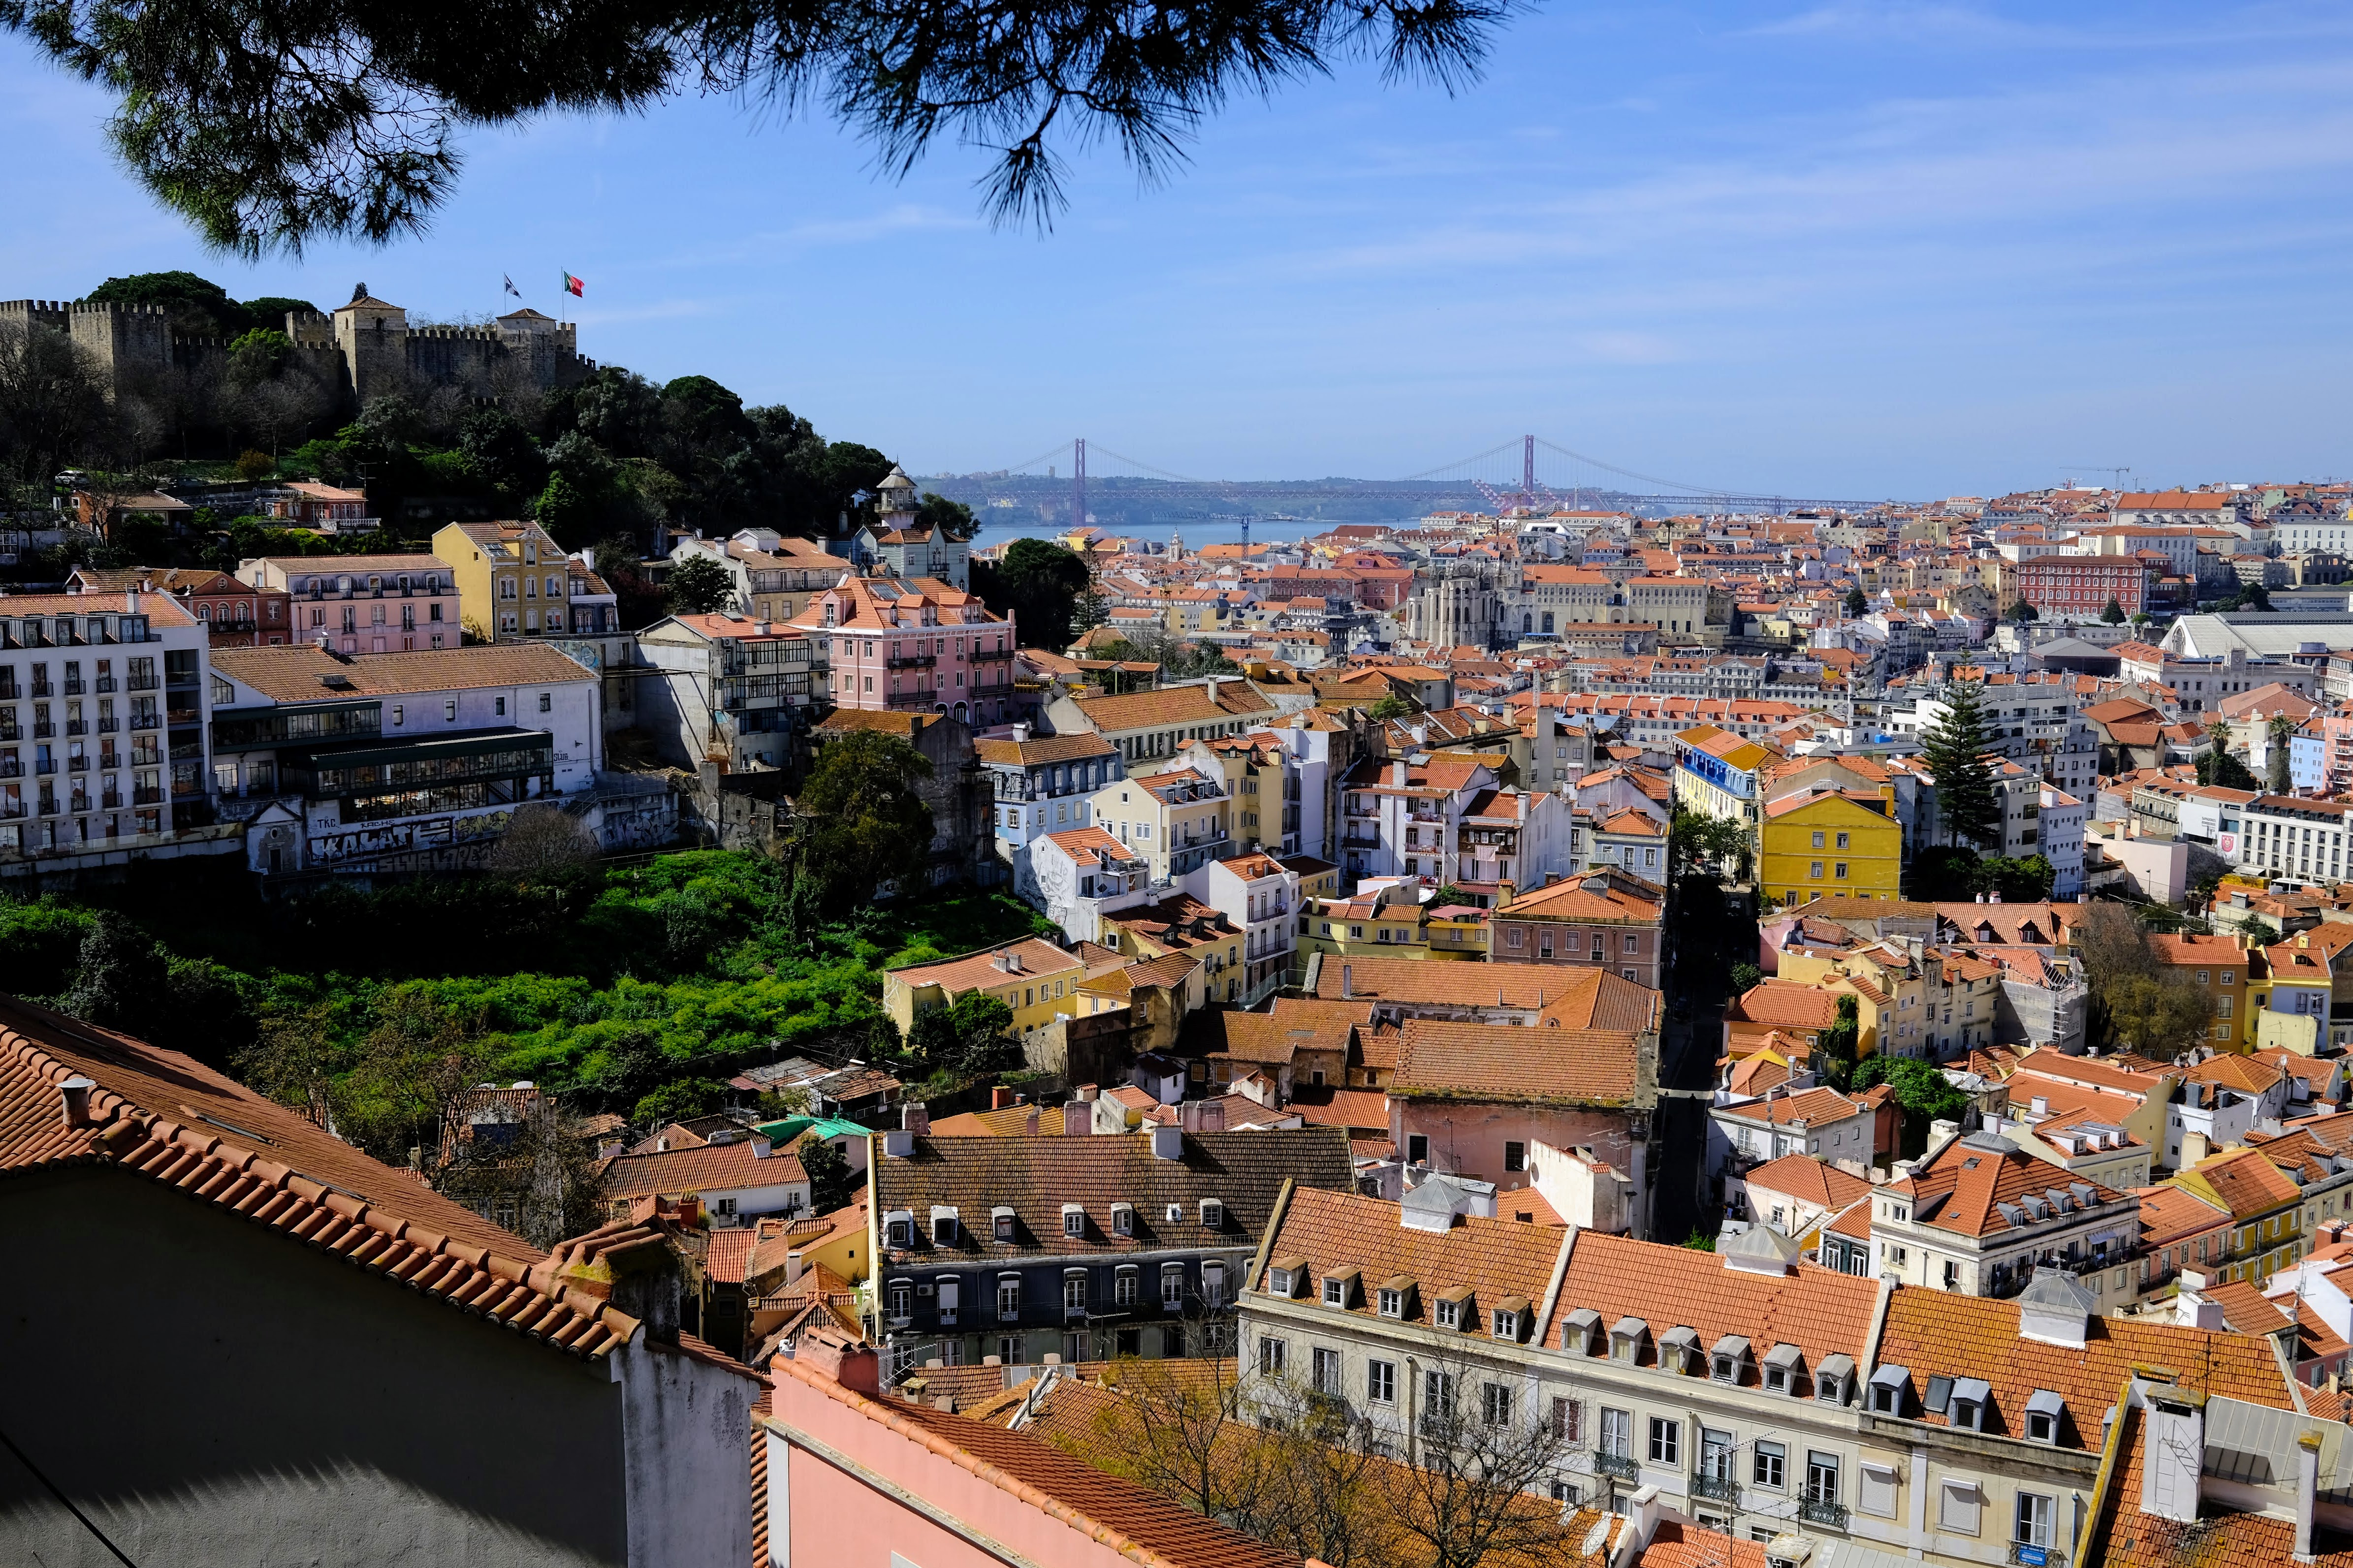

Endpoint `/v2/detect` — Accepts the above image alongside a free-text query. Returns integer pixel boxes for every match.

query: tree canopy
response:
[794,730,938,912]
[667,554,737,615]
[13,0,1514,253]
[1919,684,1998,849]
[971,536,1092,649]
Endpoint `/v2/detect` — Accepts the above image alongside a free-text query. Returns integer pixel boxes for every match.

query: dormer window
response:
[993,1205,1017,1243]
[1199,1198,1223,1229]
[930,1207,959,1245]
[1562,1308,1602,1356]
[1712,1335,1751,1383]
[1111,1202,1135,1237]
[1609,1317,1650,1364]
[1868,1364,1910,1415]
[1379,1278,1414,1318]
[1659,1325,1700,1374]
[1322,1267,1359,1307]
[1492,1300,1529,1343]
[885,1209,915,1248]
[1948,1376,1992,1432]
[1062,1203,1086,1238]
[1814,1353,1855,1404]
[2024,1389,2064,1444]
[1763,1343,1804,1394]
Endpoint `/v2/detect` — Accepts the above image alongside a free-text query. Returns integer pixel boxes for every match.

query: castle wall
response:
[0,298,596,414]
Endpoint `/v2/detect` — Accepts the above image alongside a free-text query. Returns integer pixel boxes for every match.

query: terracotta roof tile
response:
[0,994,679,1366]
[1393,1018,1645,1105]
[1875,1290,2293,1448]
[1257,1185,1570,1339]
[873,1129,1352,1262]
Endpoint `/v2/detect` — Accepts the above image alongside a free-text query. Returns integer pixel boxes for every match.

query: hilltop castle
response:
[0,284,597,410]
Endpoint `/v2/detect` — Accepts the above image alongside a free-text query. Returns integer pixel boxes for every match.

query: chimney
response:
[785,1249,805,1288]
[1006,949,1023,973]
[792,1325,881,1395]
[903,1101,930,1135]
[1391,760,1407,786]
[1025,1106,1040,1135]
[1062,1099,1091,1137]
[2174,1284,2227,1330]
[1077,1084,1099,1102]
[1198,1099,1226,1132]
[1341,963,1355,1000]
[604,1235,685,1346]
[1012,721,1031,742]
[1150,1125,1184,1160]
[1206,677,1222,704]
[882,1128,915,1158]
[2297,1430,2321,1562]
[2139,1391,2205,1524]
[751,1134,773,1160]
[58,1074,96,1129]
[992,1085,1014,1111]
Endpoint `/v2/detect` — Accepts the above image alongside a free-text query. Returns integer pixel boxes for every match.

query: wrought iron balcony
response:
[1594,1452,1640,1481]
[1798,1496,1848,1529]
[1690,1473,1739,1505]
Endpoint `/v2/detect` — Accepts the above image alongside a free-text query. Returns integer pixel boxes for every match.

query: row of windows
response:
[884,1262,1226,1320]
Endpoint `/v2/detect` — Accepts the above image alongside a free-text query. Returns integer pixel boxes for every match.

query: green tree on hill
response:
[971,537,1091,648]
[2100,597,2127,625]
[666,554,736,615]
[1920,683,1998,849]
[795,730,938,913]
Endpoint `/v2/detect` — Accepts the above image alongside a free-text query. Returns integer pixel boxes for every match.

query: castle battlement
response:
[5,287,593,409]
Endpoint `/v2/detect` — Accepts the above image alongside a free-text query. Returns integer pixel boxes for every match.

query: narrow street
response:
[1651,993,1727,1245]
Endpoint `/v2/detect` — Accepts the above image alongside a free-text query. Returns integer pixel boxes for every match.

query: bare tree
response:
[0,319,110,484]
[488,801,601,881]
[1379,1352,1582,1568]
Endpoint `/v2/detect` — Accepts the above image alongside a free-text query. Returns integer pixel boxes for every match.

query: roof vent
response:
[319,673,352,689]
[58,1074,97,1129]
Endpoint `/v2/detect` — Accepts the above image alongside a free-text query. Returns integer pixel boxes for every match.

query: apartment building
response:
[1488,867,1666,989]
[2235,793,2353,883]
[432,520,591,640]
[867,1123,1351,1372]
[1335,751,1505,886]
[977,726,1124,870]
[1087,763,1236,882]
[881,937,1088,1037]
[1873,1132,2141,1306]
[669,528,854,621]
[208,642,602,875]
[236,552,460,652]
[635,613,813,772]
[1238,1183,2290,1567]
[69,564,295,647]
[788,572,1017,726]
[1179,850,1299,1007]
[0,592,220,871]
[1040,677,1278,767]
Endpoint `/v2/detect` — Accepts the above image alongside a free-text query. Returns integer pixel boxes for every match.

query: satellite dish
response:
[1579,1518,1611,1558]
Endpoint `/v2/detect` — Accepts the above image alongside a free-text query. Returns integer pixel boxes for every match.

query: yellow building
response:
[1087,763,1234,881]
[1759,789,1902,909]
[880,937,1083,1036]
[432,519,569,642]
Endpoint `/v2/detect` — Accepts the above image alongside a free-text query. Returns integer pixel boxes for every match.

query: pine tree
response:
[1921,683,1999,849]
[2100,596,2127,625]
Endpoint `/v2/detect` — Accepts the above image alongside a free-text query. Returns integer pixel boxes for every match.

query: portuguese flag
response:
[562,271,584,298]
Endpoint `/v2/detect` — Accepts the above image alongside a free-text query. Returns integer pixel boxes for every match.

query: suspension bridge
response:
[918,436,1888,537]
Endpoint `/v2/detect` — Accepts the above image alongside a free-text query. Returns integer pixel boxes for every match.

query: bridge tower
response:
[1072,438,1087,531]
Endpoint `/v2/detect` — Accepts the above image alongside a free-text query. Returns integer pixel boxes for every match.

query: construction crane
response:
[2063,466,2134,489]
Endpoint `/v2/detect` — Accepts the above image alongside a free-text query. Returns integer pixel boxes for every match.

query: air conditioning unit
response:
[916,1283,935,1297]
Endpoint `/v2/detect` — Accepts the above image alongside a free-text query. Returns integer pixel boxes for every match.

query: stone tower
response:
[331,287,410,406]
[874,464,919,530]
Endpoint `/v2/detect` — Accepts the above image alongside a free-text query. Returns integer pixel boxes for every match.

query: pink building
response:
[788,575,1017,726]
[762,1325,1295,1568]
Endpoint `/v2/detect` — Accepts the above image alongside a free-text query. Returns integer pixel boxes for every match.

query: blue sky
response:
[2,0,2350,497]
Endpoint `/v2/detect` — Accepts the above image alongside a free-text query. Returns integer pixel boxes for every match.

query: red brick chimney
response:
[793,1323,880,1394]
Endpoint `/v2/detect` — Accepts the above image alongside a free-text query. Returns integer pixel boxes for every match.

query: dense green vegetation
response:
[0,851,1053,1161]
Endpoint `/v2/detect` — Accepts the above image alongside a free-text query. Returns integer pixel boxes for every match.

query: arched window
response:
[1542,612,1555,634]
[1522,613,1533,633]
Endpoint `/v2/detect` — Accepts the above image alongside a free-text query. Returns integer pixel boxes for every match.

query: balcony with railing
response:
[32,721,52,739]
[1798,1496,1848,1529]
[886,654,936,669]
[1593,1452,1640,1481]
[1690,1473,1739,1505]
